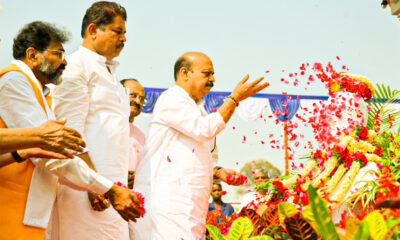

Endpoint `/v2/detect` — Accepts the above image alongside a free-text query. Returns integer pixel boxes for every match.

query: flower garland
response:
[329,73,375,101]
[264,125,382,210]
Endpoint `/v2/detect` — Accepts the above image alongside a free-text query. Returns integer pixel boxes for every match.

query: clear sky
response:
[1,0,399,201]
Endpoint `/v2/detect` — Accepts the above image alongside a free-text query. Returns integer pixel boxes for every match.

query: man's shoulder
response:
[0,71,30,90]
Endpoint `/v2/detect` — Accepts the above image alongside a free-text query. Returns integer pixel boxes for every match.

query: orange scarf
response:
[0,64,47,240]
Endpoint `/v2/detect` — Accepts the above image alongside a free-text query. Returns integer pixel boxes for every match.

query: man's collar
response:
[173,85,205,106]
[78,46,120,71]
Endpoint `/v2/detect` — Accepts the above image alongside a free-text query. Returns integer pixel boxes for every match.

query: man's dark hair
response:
[13,21,70,60]
[81,1,127,38]
[173,56,192,81]
[120,78,139,85]
[212,182,222,188]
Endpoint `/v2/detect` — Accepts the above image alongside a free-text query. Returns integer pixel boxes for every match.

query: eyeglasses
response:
[129,93,145,103]
[45,49,66,61]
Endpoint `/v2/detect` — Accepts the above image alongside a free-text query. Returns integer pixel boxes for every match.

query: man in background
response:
[240,169,268,210]
[120,78,146,189]
[120,78,146,240]
[208,182,234,217]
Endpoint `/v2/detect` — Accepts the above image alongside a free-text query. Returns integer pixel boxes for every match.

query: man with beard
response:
[132,51,269,239]
[50,2,140,239]
[0,21,142,240]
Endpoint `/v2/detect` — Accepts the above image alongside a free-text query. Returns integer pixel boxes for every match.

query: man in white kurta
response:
[132,51,269,240]
[0,21,141,240]
[49,2,133,239]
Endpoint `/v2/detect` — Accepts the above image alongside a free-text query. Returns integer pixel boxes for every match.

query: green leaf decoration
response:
[284,212,318,240]
[344,217,361,240]
[240,208,261,228]
[278,202,299,226]
[260,204,280,227]
[206,224,225,240]
[259,224,279,237]
[307,185,340,240]
[381,224,399,240]
[363,210,388,240]
[247,236,273,240]
[352,221,370,240]
[226,217,254,240]
[367,83,400,132]
[302,204,315,224]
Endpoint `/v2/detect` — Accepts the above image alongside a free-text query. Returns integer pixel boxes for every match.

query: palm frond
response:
[367,83,400,133]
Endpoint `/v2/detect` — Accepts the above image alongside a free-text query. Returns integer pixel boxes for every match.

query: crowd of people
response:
[0,1,269,240]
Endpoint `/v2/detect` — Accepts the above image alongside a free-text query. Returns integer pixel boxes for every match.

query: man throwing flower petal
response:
[132,51,269,240]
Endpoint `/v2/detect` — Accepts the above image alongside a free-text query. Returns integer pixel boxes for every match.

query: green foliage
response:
[206,224,225,240]
[284,212,318,240]
[382,224,400,240]
[247,236,273,240]
[344,217,361,240]
[226,217,254,240]
[352,221,370,240]
[367,83,400,132]
[260,204,279,227]
[259,224,279,237]
[307,185,340,240]
[363,210,388,240]
[302,204,315,224]
[278,202,299,227]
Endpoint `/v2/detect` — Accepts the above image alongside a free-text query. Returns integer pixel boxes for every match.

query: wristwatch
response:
[11,151,26,163]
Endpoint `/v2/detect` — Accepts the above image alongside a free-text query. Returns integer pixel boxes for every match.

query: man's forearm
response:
[0,128,41,154]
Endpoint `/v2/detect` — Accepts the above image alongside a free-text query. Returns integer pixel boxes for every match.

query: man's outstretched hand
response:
[231,74,269,102]
[216,168,248,186]
[105,184,143,222]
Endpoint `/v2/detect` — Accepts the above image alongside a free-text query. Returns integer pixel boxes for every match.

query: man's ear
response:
[179,67,189,81]
[87,23,98,39]
[25,47,40,67]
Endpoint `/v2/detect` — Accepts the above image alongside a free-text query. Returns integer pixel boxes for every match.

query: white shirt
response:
[132,85,226,240]
[0,60,112,194]
[48,46,130,240]
[52,46,130,182]
[0,60,113,229]
[239,191,263,211]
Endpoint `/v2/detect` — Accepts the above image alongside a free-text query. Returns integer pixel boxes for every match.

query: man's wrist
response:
[105,184,116,199]
[226,95,239,107]
[213,166,223,179]
[12,150,26,163]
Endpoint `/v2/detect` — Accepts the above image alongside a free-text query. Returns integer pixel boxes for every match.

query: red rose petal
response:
[167,156,171,162]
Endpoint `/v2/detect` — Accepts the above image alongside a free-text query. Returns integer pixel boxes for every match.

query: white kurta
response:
[49,47,130,240]
[132,85,226,240]
[0,60,113,228]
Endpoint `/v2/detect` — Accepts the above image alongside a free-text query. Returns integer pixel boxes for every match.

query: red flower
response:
[272,180,285,194]
[358,126,368,140]
[333,144,347,158]
[300,192,309,205]
[313,149,322,159]
[352,151,367,167]
[374,145,383,156]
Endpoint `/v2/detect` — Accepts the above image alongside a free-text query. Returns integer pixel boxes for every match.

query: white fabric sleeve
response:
[31,157,113,194]
[0,72,112,194]
[157,94,226,142]
[52,67,89,136]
